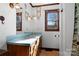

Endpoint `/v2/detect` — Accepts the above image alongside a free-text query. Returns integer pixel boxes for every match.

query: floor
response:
[0,49,59,56]
[39,49,59,56]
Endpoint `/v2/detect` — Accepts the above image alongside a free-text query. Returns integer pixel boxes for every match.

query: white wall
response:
[0,3,16,50]
[18,3,74,55]
[0,3,74,55]
[16,3,32,32]
[23,4,61,49]
[22,3,33,32]
[22,3,75,56]
[59,3,75,56]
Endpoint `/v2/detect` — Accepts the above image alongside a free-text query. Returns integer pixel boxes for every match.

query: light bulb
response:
[15,3,20,9]
[28,16,31,21]
[15,5,20,9]
[33,16,37,20]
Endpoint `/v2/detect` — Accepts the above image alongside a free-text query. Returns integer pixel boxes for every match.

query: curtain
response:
[72,3,79,56]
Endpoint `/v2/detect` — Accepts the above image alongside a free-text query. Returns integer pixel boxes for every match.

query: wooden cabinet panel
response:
[7,37,42,56]
[7,44,29,56]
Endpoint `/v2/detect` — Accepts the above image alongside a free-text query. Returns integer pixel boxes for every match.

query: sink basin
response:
[7,32,42,46]
[15,38,37,45]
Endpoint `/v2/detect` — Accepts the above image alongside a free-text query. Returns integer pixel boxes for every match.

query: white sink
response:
[15,38,37,45]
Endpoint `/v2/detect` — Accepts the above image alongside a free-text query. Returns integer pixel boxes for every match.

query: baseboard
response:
[59,49,72,56]
[41,47,59,51]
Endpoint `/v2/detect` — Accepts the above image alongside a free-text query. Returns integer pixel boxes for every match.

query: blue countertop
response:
[7,32,42,46]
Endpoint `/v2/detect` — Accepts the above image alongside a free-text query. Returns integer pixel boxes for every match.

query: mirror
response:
[16,12,22,31]
[45,9,59,31]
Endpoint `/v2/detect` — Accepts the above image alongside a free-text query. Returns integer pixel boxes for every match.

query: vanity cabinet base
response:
[7,38,42,56]
[7,44,29,56]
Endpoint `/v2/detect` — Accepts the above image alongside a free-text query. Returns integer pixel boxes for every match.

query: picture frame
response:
[45,9,59,31]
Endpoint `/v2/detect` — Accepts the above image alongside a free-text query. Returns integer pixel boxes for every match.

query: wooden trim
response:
[41,47,59,51]
[45,9,59,31]
[30,3,59,7]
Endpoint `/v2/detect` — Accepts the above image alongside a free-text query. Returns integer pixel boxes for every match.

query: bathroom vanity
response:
[7,32,42,56]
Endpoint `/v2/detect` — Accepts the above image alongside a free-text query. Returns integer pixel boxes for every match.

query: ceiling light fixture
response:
[9,3,21,9]
[25,5,41,21]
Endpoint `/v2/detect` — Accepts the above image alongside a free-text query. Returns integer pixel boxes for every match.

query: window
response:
[45,9,59,31]
[16,12,22,31]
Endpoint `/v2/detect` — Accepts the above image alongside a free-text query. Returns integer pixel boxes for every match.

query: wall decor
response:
[9,3,14,8]
[0,16,5,24]
[45,9,59,31]
[16,12,22,31]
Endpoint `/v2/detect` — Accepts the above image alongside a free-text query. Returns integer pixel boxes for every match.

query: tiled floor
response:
[39,49,59,56]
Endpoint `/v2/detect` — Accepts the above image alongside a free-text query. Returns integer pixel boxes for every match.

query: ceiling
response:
[30,3,59,7]
[31,3,51,6]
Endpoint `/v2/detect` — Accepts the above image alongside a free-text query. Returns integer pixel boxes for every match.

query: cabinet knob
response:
[54,35,60,37]
[55,35,56,37]
[58,35,60,37]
